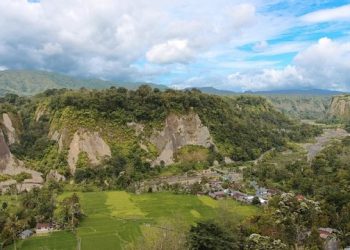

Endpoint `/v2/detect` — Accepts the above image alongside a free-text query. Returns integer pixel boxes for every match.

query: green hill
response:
[0,87,321,187]
[0,70,167,96]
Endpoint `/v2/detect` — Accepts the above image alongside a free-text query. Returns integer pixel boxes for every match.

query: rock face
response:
[1,113,19,145]
[327,95,350,120]
[0,129,43,191]
[150,113,214,166]
[67,129,111,173]
[46,170,66,182]
[0,129,14,171]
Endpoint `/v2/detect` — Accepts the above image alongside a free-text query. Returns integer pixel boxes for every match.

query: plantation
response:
[9,191,258,250]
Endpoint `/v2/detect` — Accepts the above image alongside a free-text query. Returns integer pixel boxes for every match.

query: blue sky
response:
[0,0,350,91]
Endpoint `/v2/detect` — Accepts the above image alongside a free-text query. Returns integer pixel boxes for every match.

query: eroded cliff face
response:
[150,113,214,166]
[0,129,43,191]
[67,129,111,173]
[1,113,19,145]
[328,95,350,120]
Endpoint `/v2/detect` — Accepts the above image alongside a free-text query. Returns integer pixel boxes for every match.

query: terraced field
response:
[12,191,259,250]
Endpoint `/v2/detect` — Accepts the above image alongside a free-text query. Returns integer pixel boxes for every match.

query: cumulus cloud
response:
[227,38,350,91]
[0,0,349,91]
[146,39,193,64]
[0,0,267,80]
[301,4,350,23]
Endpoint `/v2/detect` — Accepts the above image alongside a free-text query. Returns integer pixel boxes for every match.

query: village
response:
[138,166,343,250]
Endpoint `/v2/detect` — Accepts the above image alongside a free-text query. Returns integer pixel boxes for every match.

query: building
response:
[209,191,226,199]
[36,223,53,234]
[231,191,248,202]
[318,228,339,250]
[19,229,33,239]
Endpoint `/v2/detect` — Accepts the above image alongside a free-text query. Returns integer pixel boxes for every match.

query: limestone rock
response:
[1,113,18,145]
[46,170,66,182]
[67,129,111,173]
[150,113,214,166]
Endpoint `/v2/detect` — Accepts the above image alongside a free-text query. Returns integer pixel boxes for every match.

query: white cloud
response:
[146,39,193,64]
[226,38,350,91]
[231,3,256,29]
[0,66,7,71]
[301,4,350,23]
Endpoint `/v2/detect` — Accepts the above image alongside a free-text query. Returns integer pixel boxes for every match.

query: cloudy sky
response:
[1,0,350,91]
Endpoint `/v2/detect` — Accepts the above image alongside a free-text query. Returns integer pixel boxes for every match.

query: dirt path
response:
[302,128,349,162]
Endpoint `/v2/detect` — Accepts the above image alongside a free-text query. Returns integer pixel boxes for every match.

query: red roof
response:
[36,223,51,229]
[296,194,305,201]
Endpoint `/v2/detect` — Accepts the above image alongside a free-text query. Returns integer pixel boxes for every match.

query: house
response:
[296,194,305,201]
[256,187,268,198]
[318,228,339,250]
[318,228,336,239]
[209,191,226,199]
[19,229,33,239]
[231,191,248,202]
[36,223,53,234]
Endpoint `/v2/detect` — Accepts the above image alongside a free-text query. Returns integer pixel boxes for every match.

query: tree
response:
[187,221,238,250]
[306,226,323,249]
[1,202,7,211]
[252,197,261,206]
[246,234,288,250]
[54,193,83,230]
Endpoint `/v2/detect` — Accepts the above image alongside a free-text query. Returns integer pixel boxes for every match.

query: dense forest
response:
[1,87,321,181]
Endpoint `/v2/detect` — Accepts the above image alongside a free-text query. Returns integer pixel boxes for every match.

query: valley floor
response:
[8,191,258,250]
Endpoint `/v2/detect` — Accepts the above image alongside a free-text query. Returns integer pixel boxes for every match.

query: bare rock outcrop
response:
[1,113,19,145]
[67,129,111,173]
[150,113,214,166]
[46,170,66,182]
[0,129,43,192]
[34,105,47,122]
[50,129,68,151]
[327,95,350,120]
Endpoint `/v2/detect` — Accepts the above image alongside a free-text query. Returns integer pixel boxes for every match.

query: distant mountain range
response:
[0,70,166,96]
[243,88,345,96]
[0,70,346,97]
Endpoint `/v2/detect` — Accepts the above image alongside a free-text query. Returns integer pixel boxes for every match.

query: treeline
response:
[0,183,82,248]
[44,86,320,161]
[245,137,350,247]
[135,193,326,250]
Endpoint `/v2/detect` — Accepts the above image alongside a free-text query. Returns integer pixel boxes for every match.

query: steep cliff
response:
[150,113,213,166]
[0,112,20,145]
[67,129,111,173]
[0,87,320,184]
[0,129,43,191]
[327,95,350,121]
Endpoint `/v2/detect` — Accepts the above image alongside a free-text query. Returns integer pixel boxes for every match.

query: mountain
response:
[0,70,167,96]
[0,87,320,188]
[244,88,345,96]
[186,87,237,95]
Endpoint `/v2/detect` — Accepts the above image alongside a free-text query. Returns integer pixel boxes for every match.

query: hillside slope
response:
[0,87,321,189]
[0,70,166,96]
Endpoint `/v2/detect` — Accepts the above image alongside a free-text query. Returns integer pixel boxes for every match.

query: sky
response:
[0,0,350,91]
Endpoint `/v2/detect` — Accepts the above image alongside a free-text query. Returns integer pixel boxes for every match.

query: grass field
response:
[11,191,258,250]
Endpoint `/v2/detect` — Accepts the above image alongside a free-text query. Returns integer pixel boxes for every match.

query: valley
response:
[0,86,350,249]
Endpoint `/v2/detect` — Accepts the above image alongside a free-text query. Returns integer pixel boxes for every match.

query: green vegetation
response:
[266,95,331,120]
[9,191,257,250]
[0,70,167,96]
[1,86,321,190]
[11,231,76,250]
[244,136,350,247]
